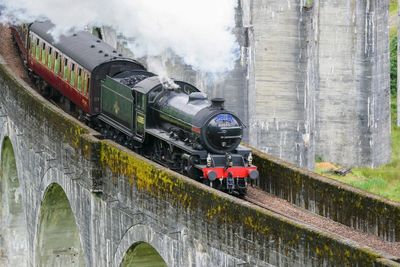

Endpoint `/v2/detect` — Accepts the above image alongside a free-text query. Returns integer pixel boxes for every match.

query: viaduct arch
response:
[0,136,28,266]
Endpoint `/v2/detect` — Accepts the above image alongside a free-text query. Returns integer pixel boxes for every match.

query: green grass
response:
[390,0,398,15]
[317,8,400,202]
[389,0,398,37]
[390,26,397,38]
[350,98,400,200]
[316,98,400,201]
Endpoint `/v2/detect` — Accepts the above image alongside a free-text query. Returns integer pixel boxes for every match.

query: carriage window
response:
[47,47,53,69]
[77,68,82,91]
[83,75,90,96]
[54,52,60,74]
[30,35,36,57]
[41,42,46,65]
[35,38,40,60]
[63,58,69,80]
[83,73,87,95]
[70,63,76,86]
[86,77,90,95]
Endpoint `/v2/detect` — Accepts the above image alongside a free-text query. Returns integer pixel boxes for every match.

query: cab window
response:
[136,93,146,111]
[148,86,163,103]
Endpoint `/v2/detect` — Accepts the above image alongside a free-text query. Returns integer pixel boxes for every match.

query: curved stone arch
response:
[0,118,27,194]
[34,181,86,267]
[0,115,9,150]
[0,135,29,266]
[114,224,173,267]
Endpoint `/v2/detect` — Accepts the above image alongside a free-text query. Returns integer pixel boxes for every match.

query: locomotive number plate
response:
[215,114,236,127]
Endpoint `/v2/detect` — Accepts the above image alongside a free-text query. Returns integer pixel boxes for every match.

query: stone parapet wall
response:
[253,147,400,242]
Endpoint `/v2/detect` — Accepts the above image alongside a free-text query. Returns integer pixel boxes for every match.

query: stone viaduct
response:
[1,50,400,266]
[107,0,391,169]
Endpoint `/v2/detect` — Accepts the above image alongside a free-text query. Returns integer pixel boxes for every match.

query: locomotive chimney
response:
[211,98,225,109]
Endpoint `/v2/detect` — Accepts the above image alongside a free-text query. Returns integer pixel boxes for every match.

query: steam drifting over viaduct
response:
[112,0,390,169]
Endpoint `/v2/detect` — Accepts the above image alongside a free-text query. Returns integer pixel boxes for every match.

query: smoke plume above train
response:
[0,0,239,73]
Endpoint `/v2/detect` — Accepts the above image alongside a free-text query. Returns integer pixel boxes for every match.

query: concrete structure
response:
[316,0,391,167]
[244,0,317,169]
[0,54,397,266]
[398,0,400,127]
[106,0,391,169]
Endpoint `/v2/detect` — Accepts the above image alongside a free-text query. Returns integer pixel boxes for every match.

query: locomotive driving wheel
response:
[151,139,172,167]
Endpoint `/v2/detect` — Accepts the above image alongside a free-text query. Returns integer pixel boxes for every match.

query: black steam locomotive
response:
[11,21,258,195]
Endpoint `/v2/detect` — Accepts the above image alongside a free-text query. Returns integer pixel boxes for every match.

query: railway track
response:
[1,24,400,262]
[245,186,400,260]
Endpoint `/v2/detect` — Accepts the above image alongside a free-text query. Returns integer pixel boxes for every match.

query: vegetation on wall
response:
[304,0,313,9]
[390,0,398,15]
[390,35,397,96]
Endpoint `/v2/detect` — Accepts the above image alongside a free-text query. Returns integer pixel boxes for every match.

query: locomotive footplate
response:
[146,128,208,157]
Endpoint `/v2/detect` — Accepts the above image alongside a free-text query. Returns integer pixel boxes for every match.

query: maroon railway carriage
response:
[10,21,259,196]
[11,21,145,116]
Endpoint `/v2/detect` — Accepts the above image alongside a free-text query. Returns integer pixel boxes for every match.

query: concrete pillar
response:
[245,0,316,169]
[316,0,391,167]
[398,0,400,127]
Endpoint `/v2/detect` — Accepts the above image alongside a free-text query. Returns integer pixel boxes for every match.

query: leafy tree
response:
[390,35,397,96]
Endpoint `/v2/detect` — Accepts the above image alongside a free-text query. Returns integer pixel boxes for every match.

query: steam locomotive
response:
[11,21,258,195]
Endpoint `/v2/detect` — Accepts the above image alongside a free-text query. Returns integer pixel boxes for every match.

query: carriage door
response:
[135,92,146,139]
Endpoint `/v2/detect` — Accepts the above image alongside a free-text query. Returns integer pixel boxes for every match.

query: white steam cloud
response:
[0,0,239,73]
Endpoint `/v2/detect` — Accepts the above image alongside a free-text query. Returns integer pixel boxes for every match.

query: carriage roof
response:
[30,21,144,72]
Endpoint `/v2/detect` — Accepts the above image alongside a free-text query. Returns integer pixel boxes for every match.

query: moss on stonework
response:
[251,146,400,242]
[0,61,394,265]
[98,142,386,265]
[99,141,193,209]
[0,64,89,153]
[121,242,167,267]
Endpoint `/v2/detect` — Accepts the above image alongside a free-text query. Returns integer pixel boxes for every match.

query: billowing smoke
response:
[0,0,239,73]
